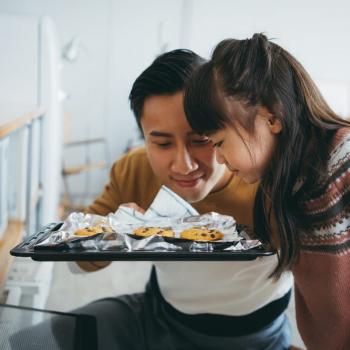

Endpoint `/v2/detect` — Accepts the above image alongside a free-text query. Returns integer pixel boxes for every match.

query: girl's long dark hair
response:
[184,33,350,277]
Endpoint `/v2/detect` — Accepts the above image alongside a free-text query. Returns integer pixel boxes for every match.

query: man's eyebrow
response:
[149,131,173,137]
[149,131,209,137]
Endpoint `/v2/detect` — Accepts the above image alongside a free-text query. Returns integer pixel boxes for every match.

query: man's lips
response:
[171,175,204,187]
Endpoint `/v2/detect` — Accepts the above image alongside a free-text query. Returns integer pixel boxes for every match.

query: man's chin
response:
[166,185,208,204]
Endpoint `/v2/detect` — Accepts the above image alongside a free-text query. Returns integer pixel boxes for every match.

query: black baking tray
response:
[10,222,275,261]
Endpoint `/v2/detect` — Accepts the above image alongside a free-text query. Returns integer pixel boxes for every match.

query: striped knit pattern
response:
[292,128,350,350]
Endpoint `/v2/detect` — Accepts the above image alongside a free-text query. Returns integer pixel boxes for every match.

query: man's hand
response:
[120,202,146,214]
[76,260,111,272]
[76,203,145,272]
[76,202,145,272]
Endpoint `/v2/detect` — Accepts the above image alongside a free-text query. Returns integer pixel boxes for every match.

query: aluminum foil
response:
[34,211,262,252]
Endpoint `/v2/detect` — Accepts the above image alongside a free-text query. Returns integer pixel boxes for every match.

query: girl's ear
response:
[258,107,283,134]
[267,117,282,134]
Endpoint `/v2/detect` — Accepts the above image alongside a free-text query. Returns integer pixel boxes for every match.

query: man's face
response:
[140,91,232,203]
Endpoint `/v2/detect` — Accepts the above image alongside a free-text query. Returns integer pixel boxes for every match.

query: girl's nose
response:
[215,149,226,165]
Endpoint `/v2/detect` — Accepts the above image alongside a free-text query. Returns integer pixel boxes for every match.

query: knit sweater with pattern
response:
[293,128,350,350]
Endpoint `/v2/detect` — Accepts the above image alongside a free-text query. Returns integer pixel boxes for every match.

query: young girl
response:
[184,33,350,350]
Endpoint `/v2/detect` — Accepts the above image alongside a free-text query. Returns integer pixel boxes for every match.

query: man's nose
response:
[171,147,199,174]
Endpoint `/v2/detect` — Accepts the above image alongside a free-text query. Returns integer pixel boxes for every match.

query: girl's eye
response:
[213,140,224,148]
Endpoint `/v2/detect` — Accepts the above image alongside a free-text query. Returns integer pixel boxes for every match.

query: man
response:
[74,50,293,349]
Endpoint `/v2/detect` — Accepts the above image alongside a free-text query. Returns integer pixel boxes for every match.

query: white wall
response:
[0,0,112,139]
[0,13,39,107]
[1,0,350,199]
[0,0,185,200]
[185,0,350,116]
[0,0,114,198]
[106,0,184,160]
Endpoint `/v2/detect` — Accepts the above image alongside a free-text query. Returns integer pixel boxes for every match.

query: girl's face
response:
[209,107,282,184]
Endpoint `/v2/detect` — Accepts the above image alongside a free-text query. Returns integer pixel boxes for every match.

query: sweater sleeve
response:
[87,159,124,216]
[86,148,160,216]
[293,131,350,350]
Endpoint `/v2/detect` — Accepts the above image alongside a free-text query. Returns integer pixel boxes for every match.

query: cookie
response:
[132,227,175,238]
[180,227,224,241]
[74,225,113,237]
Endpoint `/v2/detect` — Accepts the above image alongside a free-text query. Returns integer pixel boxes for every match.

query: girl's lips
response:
[225,163,239,174]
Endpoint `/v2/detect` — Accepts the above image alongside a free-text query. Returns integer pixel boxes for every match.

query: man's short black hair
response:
[129,49,204,131]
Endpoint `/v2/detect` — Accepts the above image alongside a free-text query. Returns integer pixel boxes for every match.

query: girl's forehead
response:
[224,96,245,110]
[207,129,226,140]
[221,96,256,123]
